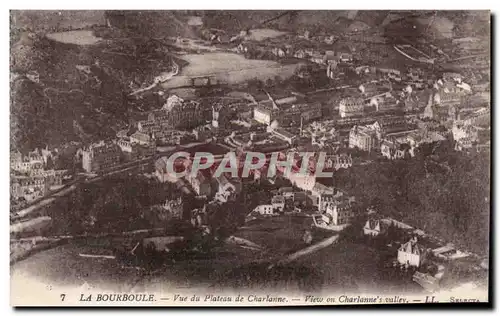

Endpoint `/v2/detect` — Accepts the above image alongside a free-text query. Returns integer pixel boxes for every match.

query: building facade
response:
[187,171,212,197]
[363,219,387,237]
[253,204,275,216]
[11,176,50,202]
[397,237,427,267]
[138,96,204,133]
[81,141,121,173]
[326,201,354,226]
[271,195,285,213]
[253,105,276,125]
[380,140,412,160]
[349,125,378,152]
[318,189,345,213]
[339,98,364,118]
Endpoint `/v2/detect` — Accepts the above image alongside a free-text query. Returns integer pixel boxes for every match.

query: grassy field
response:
[246,29,288,41]
[236,216,313,256]
[162,52,299,88]
[46,30,102,45]
[11,10,106,32]
[180,53,281,76]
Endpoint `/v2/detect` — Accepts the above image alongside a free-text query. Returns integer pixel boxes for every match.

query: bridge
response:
[159,74,226,90]
[189,75,219,87]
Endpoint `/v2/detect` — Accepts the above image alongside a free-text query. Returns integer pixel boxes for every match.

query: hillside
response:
[10,10,490,152]
[332,144,490,256]
[10,29,180,152]
[11,10,107,32]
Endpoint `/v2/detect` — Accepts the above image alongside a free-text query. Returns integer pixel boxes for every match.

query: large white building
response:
[82,141,121,173]
[325,200,354,226]
[271,195,285,213]
[318,189,345,213]
[363,219,387,237]
[349,123,380,152]
[397,237,427,267]
[462,107,490,126]
[11,176,49,202]
[253,106,274,125]
[253,204,276,216]
[10,150,46,175]
[339,97,364,118]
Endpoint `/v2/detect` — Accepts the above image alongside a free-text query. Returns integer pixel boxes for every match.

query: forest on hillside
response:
[333,142,490,255]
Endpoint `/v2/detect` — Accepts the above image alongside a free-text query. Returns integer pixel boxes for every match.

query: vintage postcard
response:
[10,10,490,306]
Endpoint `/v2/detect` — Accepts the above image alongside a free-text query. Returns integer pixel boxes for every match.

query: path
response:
[268,234,340,269]
[130,61,179,96]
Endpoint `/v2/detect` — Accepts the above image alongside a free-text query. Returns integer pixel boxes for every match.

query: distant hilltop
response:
[10,10,489,41]
[11,10,106,32]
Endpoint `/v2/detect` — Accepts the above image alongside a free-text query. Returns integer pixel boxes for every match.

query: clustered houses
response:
[323,153,353,171]
[186,171,212,197]
[363,218,429,267]
[452,121,479,151]
[162,197,184,220]
[214,173,242,203]
[116,138,155,161]
[253,95,322,127]
[154,157,173,183]
[361,213,483,292]
[404,68,427,87]
[306,186,356,229]
[348,122,380,152]
[462,107,490,127]
[368,92,398,113]
[157,150,242,199]
[266,150,353,193]
[339,97,365,118]
[287,170,317,192]
[348,116,421,155]
[250,181,356,225]
[138,95,204,133]
[11,176,49,202]
[117,129,156,161]
[10,150,46,174]
[10,148,67,202]
[82,141,122,173]
[253,204,276,216]
[380,139,413,160]
[375,67,402,82]
[426,74,472,121]
[238,40,353,66]
[272,128,298,146]
[317,188,347,213]
[271,195,285,212]
[326,61,359,80]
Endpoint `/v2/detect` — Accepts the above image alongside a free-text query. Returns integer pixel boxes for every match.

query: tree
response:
[45,155,54,170]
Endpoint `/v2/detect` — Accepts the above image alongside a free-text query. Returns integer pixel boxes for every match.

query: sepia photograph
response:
[9,9,491,306]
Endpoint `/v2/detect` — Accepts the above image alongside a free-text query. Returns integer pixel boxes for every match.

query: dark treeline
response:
[333,142,490,255]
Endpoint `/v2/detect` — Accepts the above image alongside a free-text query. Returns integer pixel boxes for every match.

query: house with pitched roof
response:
[325,199,354,226]
[363,219,389,237]
[397,236,427,267]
